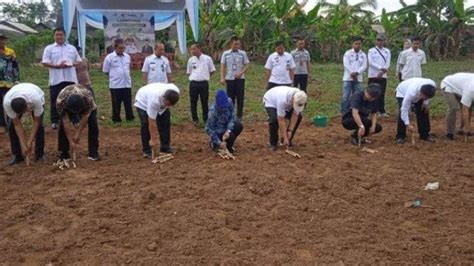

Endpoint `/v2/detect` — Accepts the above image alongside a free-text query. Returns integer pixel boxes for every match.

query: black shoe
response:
[396,138,405,144]
[60,153,71,160]
[8,156,24,166]
[160,147,174,154]
[142,152,152,159]
[270,145,277,151]
[351,136,359,146]
[446,134,454,140]
[228,147,236,154]
[35,154,46,162]
[87,154,101,161]
[421,136,436,143]
[51,123,58,130]
[192,120,199,127]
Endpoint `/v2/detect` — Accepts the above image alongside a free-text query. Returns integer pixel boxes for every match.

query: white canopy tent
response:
[62,0,199,56]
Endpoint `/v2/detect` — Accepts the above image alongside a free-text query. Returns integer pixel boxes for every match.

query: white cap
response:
[293,90,307,114]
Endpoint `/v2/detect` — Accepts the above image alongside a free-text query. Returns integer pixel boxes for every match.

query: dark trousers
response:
[110,88,134,122]
[342,115,383,138]
[189,81,209,122]
[396,97,431,140]
[210,121,244,150]
[267,82,292,91]
[0,88,8,127]
[294,74,308,92]
[137,107,171,154]
[50,81,75,123]
[58,110,99,159]
[8,112,45,159]
[226,79,245,119]
[368,78,387,114]
[266,107,302,147]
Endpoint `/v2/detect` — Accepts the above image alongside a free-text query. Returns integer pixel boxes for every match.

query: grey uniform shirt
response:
[220,49,250,80]
[291,49,311,75]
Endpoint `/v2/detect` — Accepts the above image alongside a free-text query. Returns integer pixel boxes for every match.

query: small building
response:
[0,21,38,35]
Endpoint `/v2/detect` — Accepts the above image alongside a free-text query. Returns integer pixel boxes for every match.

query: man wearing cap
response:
[142,42,173,85]
[395,78,437,144]
[220,36,250,120]
[206,90,244,153]
[341,36,367,114]
[265,41,296,90]
[3,83,45,165]
[342,83,383,145]
[440,73,474,140]
[291,38,311,93]
[103,39,134,123]
[42,28,82,130]
[135,83,180,158]
[263,86,307,150]
[368,35,391,117]
[0,33,20,134]
[186,43,216,125]
[399,36,427,81]
[56,84,100,161]
[396,39,411,82]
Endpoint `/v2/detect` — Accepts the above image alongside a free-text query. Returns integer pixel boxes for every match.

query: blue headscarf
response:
[215,89,230,108]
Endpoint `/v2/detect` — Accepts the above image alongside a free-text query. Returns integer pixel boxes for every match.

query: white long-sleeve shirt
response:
[368,46,391,78]
[396,78,436,125]
[342,49,367,82]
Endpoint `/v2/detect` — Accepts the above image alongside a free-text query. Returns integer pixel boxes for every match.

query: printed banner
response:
[103,12,155,54]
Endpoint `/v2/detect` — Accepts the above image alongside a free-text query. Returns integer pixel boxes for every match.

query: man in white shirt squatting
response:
[440,73,474,140]
[263,86,307,150]
[395,78,437,144]
[135,83,180,158]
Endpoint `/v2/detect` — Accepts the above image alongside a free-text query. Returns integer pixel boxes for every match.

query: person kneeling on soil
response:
[395,78,437,144]
[263,86,307,150]
[3,83,45,165]
[342,83,383,145]
[135,83,180,159]
[440,73,474,140]
[56,84,100,161]
[206,90,243,153]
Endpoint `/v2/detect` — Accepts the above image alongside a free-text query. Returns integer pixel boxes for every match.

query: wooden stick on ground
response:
[152,153,174,164]
[411,132,416,146]
[361,147,378,154]
[25,155,30,166]
[285,149,301,158]
[465,134,468,143]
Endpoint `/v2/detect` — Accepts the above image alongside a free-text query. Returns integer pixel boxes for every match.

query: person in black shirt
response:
[342,83,383,145]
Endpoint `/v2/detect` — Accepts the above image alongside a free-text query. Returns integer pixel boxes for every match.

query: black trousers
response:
[342,115,383,138]
[137,107,171,154]
[7,112,45,159]
[110,88,134,122]
[294,74,308,92]
[58,110,99,159]
[189,81,209,122]
[267,82,292,91]
[266,107,302,147]
[368,78,387,114]
[396,97,431,140]
[0,88,8,127]
[50,81,75,124]
[225,79,245,119]
[210,121,244,150]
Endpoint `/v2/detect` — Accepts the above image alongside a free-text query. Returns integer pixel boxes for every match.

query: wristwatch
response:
[359,125,365,129]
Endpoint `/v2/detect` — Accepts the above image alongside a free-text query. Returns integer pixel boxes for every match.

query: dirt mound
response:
[0,119,473,264]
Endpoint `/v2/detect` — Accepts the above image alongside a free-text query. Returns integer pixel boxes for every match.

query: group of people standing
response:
[1,28,472,166]
[339,34,472,146]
